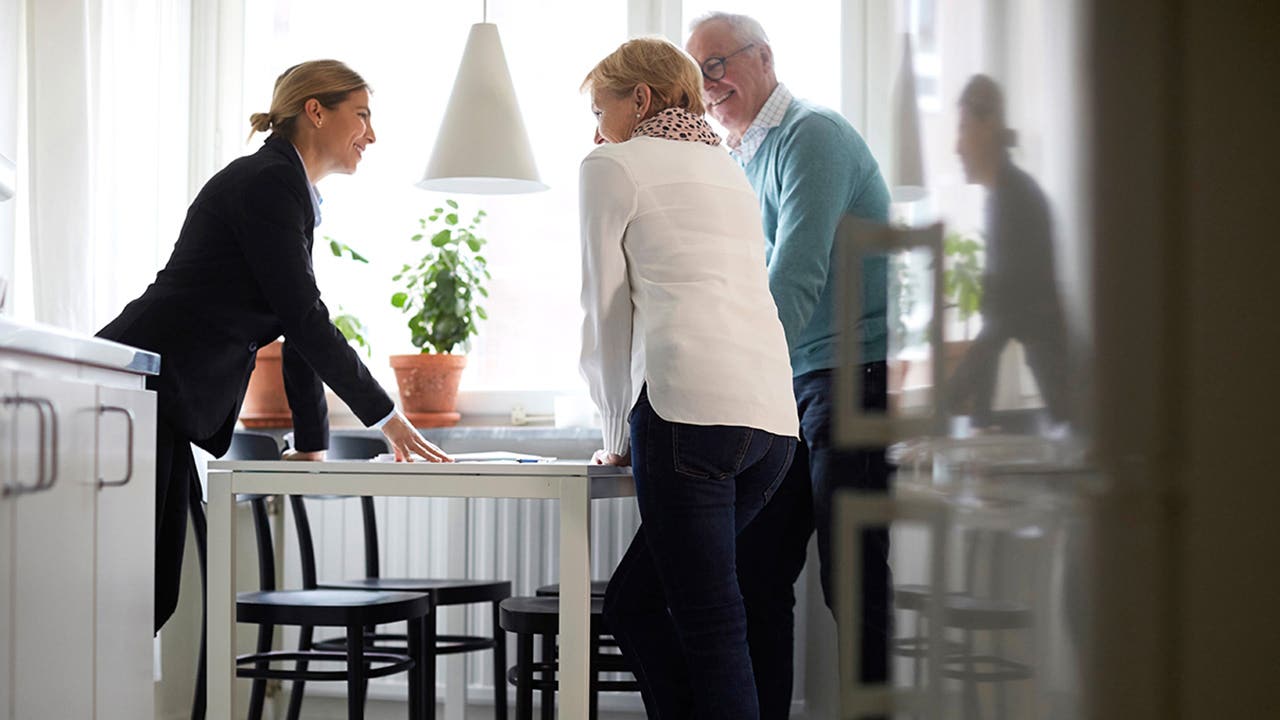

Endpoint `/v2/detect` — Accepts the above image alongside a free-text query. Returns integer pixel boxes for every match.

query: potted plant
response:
[388,199,490,427]
[942,230,984,376]
[239,238,372,427]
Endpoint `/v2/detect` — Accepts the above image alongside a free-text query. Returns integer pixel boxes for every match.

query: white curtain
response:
[21,0,190,332]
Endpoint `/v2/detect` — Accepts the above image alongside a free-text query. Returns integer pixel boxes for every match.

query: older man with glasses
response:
[687,11,893,718]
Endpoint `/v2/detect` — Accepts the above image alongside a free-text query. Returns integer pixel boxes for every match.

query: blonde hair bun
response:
[246,60,369,142]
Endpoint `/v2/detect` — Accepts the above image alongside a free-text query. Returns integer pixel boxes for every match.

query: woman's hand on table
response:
[591,449,631,466]
[282,449,325,461]
[382,412,453,462]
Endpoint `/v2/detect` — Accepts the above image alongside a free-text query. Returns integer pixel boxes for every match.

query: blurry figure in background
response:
[945,74,1070,431]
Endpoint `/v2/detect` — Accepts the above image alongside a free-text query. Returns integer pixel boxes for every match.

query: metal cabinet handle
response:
[2,395,57,496]
[97,404,135,488]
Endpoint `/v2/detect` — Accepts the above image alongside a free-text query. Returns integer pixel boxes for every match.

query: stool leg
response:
[348,622,367,720]
[540,633,555,720]
[286,625,314,720]
[492,601,507,720]
[962,629,979,720]
[517,632,534,720]
[407,616,436,720]
[425,610,438,720]
[247,623,274,720]
[588,630,600,720]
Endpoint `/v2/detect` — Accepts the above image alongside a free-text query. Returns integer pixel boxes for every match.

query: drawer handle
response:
[98,405,135,488]
[2,395,58,496]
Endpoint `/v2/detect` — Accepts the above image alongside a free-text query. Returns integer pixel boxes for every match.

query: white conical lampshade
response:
[418,23,547,194]
[891,33,926,203]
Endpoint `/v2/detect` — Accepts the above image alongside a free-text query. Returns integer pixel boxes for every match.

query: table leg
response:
[445,497,468,720]
[207,471,236,719]
[558,477,591,719]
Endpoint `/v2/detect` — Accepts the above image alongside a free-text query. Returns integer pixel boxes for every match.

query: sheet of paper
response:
[371,451,557,463]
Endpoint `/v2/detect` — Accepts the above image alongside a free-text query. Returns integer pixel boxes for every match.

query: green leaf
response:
[466,238,481,252]
[445,213,459,225]
[348,249,368,263]
[411,233,423,242]
[329,239,342,257]
[431,229,451,247]
[391,292,408,308]
[476,306,488,320]
[446,199,459,209]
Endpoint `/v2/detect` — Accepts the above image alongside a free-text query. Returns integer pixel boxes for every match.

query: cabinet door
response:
[10,369,96,719]
[94,383,156,720]
[0,367,14,720]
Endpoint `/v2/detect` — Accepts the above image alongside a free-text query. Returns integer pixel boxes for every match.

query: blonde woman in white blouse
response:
[579,37,799,720]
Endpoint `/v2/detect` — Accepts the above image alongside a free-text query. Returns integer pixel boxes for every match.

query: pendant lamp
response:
[418,3,546,194]
[891,32,926,203]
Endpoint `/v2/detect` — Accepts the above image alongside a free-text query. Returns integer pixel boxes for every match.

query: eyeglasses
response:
[699,43,755,81]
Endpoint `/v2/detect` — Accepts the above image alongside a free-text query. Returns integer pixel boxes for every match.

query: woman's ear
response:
[304,97,323,128]
[634,84,653,118]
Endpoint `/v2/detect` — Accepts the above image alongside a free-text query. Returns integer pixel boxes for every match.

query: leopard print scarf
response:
[631,107,722,146]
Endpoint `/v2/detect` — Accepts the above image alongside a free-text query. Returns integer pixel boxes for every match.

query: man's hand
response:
[382,412,452,462]
[282,449,325,462]
[591,449,631,466]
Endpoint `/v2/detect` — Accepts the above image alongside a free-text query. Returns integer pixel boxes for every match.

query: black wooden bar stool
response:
[498,596,638,720]
[294,432,512,720]
[194,431,437,720]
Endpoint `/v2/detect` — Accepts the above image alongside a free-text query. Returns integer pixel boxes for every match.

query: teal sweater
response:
[743,99,890,375]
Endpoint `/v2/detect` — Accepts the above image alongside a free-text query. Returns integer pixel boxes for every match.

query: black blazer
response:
[98,135,393,455]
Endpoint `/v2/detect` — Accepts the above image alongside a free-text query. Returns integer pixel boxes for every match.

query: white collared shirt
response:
[289,143,324,227]
[728,83,793,166]
[579,138,800,455]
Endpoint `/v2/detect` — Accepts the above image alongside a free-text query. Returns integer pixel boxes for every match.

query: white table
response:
[206,460,635,720]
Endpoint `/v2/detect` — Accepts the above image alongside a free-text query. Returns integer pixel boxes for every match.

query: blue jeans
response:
[736,365,892,718]
[604,388,796,720]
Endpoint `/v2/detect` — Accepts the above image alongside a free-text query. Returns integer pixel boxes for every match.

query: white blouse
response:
[579,137,799,455]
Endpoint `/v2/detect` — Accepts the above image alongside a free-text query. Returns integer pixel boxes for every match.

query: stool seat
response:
[321,578,511,607]
[534,581,610,598]
[236,589,432,627]
[895,583,1031,629]
[499,596,609,636]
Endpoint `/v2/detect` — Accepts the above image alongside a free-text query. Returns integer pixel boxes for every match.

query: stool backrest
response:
[288,432,391,586]
[224,431,282,590]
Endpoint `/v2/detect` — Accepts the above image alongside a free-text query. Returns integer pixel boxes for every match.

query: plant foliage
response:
[390,199,491,354]
[325,236,372,356]
[943,231,984,325]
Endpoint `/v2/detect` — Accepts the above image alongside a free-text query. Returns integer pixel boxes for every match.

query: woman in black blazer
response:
[98,60,449,632]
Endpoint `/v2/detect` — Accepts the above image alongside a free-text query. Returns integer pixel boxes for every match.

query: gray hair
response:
[688,11,770,48]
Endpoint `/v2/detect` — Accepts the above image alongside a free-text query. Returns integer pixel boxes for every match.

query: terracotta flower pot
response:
[389,353,467,427]
[239,339,292,428]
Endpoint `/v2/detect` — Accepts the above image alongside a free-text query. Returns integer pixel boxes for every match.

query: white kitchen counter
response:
[0,316,159,375]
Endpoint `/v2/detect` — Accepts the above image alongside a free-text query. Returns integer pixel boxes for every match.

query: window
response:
[239,0,627,398]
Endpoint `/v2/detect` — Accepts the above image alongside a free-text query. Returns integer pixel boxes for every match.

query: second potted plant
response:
[389,199,490,427]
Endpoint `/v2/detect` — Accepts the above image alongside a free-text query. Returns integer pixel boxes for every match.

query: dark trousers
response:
[155,416,197,633]
[945,312,1070,426]
[736,364,892,719]
[604,388,796,720]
